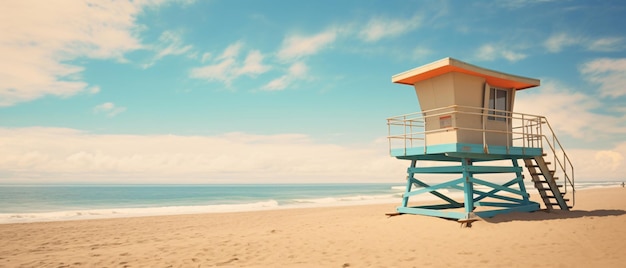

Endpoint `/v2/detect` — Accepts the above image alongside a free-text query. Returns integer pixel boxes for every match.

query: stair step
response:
[546,195,570,202]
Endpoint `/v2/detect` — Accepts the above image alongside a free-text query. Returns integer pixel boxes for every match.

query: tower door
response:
[483,84,513,146]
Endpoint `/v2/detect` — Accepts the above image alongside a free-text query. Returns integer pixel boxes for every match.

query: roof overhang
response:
[392,57,540,90]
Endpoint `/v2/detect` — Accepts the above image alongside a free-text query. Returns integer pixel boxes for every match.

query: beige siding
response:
[413,71,513,147]
[414,73,458,146]
[414,72,456,111]
[453,73,486,144]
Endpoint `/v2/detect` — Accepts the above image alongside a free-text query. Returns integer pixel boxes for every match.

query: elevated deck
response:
[391,143,543,161]
[387,105,547,159]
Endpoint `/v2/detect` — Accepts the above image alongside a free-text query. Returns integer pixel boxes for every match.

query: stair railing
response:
[536,117,576,207]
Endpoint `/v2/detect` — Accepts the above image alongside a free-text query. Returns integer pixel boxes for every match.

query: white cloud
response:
[476,44,497,61]
[580,58,626,98]
[0,0,174,106]
[501,50,527,62]
[143,30,194,68]
[475,44,527,62]
[544,33,581,53]
[218,42,243,61]
[594,150,624,172]
[566,145,626,181]
[1,127,622,183]
[277,30,337,61]
[262,62,309,91]
[359,15,421,42]
[189,57,236,83]
[200,52,212,63]
[498,0,560,9]
[0,128,405,184]
[190,42,271,84]
[93,102,127,117]
[587,37,624,52]
[515,79,626,140]
[88,86,101,94]
[544,33,624,53]
[238,50,271,76]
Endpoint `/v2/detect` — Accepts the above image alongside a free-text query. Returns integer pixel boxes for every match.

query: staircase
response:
[523,118,575,211]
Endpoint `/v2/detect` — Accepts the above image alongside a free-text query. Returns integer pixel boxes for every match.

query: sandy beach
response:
[1,186,625,267]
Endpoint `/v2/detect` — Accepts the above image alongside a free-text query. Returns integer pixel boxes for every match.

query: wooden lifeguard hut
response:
[387,58,575,222]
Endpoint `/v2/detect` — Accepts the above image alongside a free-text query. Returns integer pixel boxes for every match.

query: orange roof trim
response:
[392,58,540,90]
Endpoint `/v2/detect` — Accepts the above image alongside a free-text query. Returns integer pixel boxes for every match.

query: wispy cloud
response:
[498,0,560,9]
[587,37,624,52]
[142,30,194,68]
[0,128,405,183]
[358,15,421,42]
[515,79,626,140]
[1,126,624,183]
[276,29,337,61]
[412,46,433,60]
[544,33,581,53]
[475,44,527,62]
[93,102,127,117]
[544,33,624,53]
[580,58,626,98]
[262,62,309,91]
[189,42,271,85]
[0,0,163,106]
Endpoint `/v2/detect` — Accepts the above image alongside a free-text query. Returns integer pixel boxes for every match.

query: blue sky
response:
[1,0,625,183]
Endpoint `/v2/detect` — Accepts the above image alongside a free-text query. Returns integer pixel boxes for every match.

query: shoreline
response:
[0,183,622,225]
[1,183,621,225]
[1,187,625,267]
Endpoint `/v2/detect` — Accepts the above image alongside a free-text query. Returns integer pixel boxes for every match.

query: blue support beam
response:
[471,177,526,196]
[396,154,540,221]
[407,165,522,174]
[473,177,522,202]
[409,178,462,206]
[397,206,466,220]
[403,178,464,198]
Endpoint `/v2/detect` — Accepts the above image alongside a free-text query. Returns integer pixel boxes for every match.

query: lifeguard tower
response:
[387,58,575,222]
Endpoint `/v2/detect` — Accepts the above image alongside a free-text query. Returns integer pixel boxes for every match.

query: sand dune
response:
[1,187,625,267]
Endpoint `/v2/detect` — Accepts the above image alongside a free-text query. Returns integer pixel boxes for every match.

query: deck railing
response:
[387,105,574,204]
[387,105,546,153]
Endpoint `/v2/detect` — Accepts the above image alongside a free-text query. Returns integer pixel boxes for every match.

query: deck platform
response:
[391,143,543,161]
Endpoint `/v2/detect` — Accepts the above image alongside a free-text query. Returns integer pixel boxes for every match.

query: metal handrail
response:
[387,105,547,151]
[538,118,575,206]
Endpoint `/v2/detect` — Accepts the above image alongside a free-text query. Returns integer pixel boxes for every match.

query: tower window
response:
[488,88,508,121]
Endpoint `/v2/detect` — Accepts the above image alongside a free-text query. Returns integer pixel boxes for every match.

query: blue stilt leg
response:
[462,158,475,219]
[512,158,530,203]
[401,160,417,208]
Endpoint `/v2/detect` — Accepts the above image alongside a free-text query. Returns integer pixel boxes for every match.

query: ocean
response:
[0,181,622,224]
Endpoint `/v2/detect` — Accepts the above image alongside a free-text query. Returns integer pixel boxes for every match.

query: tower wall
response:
[413,72,513,147]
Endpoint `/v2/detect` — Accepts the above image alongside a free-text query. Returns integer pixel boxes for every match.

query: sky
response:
[1,0,625,184]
